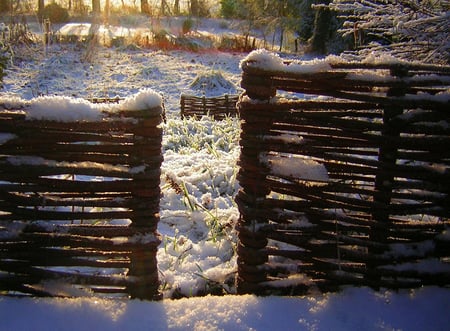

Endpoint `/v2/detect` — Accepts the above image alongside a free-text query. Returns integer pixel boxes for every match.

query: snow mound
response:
[57,23,93,38]
[188,71,238,97]
[26,95,102,122]
[117,88,163,112]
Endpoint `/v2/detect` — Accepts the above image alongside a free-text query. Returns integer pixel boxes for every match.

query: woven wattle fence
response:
[180,94,239,119]
[236,51,450,294]
[0,92,164,299]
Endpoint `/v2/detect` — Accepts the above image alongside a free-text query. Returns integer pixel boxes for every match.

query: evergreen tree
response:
[309,4,330,54]
[220,0,238,18]
[296,0,315,43]
[220,0,344,53]
[308,0,346,55]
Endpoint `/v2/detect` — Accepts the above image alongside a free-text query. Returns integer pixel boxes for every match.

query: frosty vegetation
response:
[330,0,449,64]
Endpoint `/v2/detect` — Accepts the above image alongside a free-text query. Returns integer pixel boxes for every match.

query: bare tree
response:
[38,0,45,20]
[104,0,110,22]
[190,0,199,17]
[72,0,80,13]
[160,0,171,16]
[174,0,180,15]
[141,0,150,15]
[92,0,100,14]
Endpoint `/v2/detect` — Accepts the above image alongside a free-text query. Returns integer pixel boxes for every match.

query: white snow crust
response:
[261,153,329,182]
[241,49,333,74]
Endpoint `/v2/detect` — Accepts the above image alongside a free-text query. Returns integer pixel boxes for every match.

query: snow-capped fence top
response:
[0,90,164,300]
[1,88,162,122]
[240,49,450,102]
[236,50,450,295]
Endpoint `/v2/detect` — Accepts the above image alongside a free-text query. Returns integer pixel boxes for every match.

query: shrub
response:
[153,29,175,49]
[191,0,211,18]
[220,0,238,19]
[42,3,70,23]
[182,17,194,34]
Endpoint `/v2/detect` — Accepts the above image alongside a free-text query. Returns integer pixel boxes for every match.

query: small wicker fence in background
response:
[180,94,239,120]
[0,96,163,300]
[236,53,450,295]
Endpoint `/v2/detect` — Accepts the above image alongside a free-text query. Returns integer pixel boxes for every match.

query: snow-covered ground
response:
[1,20,450,330]
[1,286,449,331]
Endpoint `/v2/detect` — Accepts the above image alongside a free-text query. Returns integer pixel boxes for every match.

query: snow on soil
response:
[2,43,242,110]
[1,19,450,330]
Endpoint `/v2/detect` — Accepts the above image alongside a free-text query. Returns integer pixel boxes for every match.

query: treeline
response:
[217,0,449,62]
[219,0,344,55]
[0,1,212,18]
[0,0,345,55]
[1,0,448,61]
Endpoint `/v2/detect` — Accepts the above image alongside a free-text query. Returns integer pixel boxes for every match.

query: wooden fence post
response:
[236,79,275,294]
[180,95,186,117]
[127,109,163,300]
[369,65,408,287]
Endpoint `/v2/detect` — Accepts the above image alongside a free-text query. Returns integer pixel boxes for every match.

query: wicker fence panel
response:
[180,94,239,119]
[0,101,163,299]
[236,55,450,294]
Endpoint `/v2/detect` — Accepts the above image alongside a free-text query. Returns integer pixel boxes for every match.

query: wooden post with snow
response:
[127,108,164,300]
[236,50,450,294]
